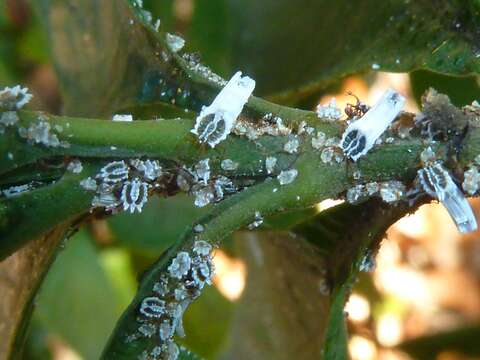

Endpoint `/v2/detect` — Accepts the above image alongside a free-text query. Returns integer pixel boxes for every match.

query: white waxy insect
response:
[316,98,342,121]
[139,297,166,318]
[121,178,149,213]
[265,156,277,174]
[0,85,32,110]
[193,240,212,257]
[112,114,133,122]
[168,252,192,279]
[418,162,477,234]
[247,211,264,229]
[191,71,255,148]
[99,161,129,184]
[166,33,185,53]
[220,159,238,171]
[194,159,210,184]
[130,159,162,180]
[159,320,174,341]
[341,89,405,161]
[277,169,298,185]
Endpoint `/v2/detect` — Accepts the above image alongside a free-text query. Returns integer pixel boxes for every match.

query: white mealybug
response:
[193,240,212,256]
[418,162,477,233]
[130,159,162,180]
[341,89,405,161]
[277,169,298,185]
[191,71,255,148]
[265,156,277,174]
[168,252,192,279]
[166,33,185,53]
[112,114,133,122]
[0,85,32,110]
[316,98,342,121]
[121,178,149,213]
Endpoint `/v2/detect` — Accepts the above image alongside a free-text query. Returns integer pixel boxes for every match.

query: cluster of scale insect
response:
[316,98,342,121]
[0,85,32,134]
[310,129,345,165]
[346,180,406,204]
[176,158,236,208]
[81,159,163,214]
[233,113,291,141]
[17,115,70,148]
[182,53,227,87]
[133,240,214,360]
[0,87,62,149]
[0,85,32,111]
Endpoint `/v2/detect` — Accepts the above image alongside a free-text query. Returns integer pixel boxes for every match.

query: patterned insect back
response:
[83,158,163,214]
[99,161,129,185]
[418,162,477,233]
[140,297,166,319]
[191,71,255,148]
[121,178,149,213]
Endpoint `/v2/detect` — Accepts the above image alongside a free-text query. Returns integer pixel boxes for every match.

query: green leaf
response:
[410,70,480,107]
[22,319,53,360]
[33,230,120,359]
[0,162,100,261]
[143,0,175,31]
[108,195,207,255]
[181,286,234,358]
[397,324,480,360]
[222,0,480,102]
[187,0,232,77]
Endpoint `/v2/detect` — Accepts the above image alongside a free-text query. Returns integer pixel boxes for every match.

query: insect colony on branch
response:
[2,60,480,360]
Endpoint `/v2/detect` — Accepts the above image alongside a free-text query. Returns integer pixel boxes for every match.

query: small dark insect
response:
[345,91,370,119]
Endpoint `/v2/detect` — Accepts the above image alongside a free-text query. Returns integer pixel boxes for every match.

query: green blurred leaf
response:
[99,248,137,310]
[216,0,480,101]
[108,195,207,255]
[33,230,120,360]
[397,324,480,360]
[33,0,213,117]
[187,0,232,77]
[143,0,175,30]
[0,162,100,261]
[22,319,53,360]
[262,206,318,230]
[181,286,234,359]
[16,16,49,65]
[221,231,330,359]
[410,70,480,107]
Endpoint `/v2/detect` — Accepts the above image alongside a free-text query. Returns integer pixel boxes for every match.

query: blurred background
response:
[2,0,480,359]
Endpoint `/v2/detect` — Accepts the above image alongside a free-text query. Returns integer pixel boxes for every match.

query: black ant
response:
[345,91,370,119]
